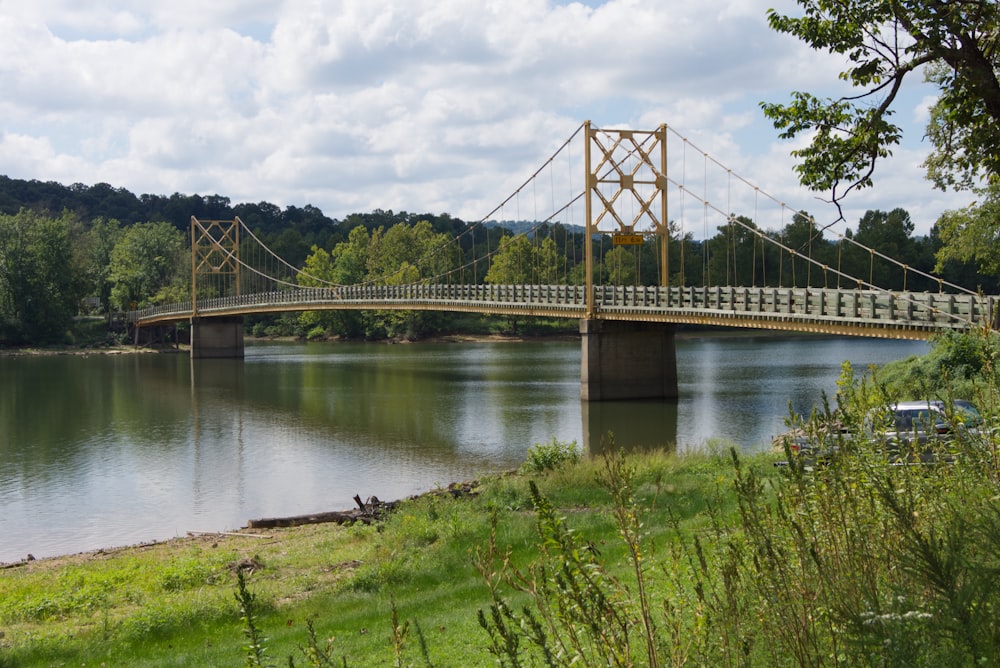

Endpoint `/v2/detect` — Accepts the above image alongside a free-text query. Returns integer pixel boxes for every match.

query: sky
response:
[0,0,979,238]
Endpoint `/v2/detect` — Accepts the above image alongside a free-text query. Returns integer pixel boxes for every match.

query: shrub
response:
[520,438,580,474]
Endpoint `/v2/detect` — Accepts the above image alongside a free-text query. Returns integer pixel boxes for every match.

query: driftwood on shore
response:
[246,481,483,530]
[247,495,398,529]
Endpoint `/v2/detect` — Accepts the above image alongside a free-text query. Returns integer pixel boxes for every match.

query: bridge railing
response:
[127,283,999,335]
[594,285,998,330]
[126,284,588,321]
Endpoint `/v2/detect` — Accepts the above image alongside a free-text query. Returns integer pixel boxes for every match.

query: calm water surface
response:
[0,335,927,562]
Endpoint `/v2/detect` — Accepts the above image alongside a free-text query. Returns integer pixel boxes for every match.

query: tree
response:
[0,210,84,343]
[664,222,701,287]
[773,211,836,287]
[849,208,916,289]
[297,226,370,338]
[108,221,186,310]
[267,227,311,269]
[484,234,534,285]
[365,221,459,338]
[366,221,458,285]
[79,217,123,321]
[296,244,343,339]
[934,182,1000,279]
[705,216,765,286]
[233,202,282,236]
[535,237,563,285]
[484,233,542,333]
[603,246,639,285]
[331,225,372,284]
[762,1,1000,210]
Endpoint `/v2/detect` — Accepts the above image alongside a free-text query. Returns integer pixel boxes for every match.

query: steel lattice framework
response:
[190,216,241,316]
[584,123,670,317]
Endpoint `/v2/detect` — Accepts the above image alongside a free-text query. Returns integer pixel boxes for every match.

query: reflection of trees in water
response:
[0,354,193,475]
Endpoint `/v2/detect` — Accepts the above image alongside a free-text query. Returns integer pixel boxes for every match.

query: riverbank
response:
[0,448,778,666]
[0,344,171,356]
[0,481,478,569]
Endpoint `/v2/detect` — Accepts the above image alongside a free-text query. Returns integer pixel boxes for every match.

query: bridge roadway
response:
[131,283,998,340]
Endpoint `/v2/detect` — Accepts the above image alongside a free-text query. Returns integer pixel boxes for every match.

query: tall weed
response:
[476,442,662,667]
[723,355,1000,666]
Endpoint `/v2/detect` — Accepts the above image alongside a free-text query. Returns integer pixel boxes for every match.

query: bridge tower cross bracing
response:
[583,121,670,317]
[190,216,242,314]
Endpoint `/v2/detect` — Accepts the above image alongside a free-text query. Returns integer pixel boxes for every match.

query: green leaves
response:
[766,1,893,58]
[297,220,461,339]
[0,210,85,343]
[108,221,186,310]
[484,234,561,286]
[934,182,1000,277]
[761,91,901,195]
[763,0,1000,201]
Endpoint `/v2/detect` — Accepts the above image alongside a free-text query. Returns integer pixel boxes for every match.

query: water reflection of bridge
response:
[129,122,999,400]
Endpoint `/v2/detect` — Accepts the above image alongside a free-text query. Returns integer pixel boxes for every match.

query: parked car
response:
[869,399,981,462]
[776,400,982,468]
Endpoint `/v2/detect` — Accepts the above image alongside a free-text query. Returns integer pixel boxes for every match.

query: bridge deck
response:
[128,284,999,340]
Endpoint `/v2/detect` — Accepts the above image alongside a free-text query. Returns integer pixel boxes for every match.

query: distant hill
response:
[0,175,579,240]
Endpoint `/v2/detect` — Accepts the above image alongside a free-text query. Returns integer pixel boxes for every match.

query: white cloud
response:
[0,0,974,235]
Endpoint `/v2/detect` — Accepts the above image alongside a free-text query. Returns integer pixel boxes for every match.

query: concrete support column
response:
[190,316,245,359]
[580,319,678,401]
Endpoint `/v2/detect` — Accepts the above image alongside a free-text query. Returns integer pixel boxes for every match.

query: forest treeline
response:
[0,176,994,345]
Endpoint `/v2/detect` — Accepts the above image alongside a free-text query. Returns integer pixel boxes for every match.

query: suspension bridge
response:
[128,121,1000,400]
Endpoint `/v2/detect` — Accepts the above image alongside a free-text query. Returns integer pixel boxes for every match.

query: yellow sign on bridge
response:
[612,234,644,246]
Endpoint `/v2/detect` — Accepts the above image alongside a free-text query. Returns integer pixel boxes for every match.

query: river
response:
[0,334,927,563]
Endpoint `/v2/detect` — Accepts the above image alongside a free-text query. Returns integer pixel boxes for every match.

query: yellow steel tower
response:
[583,121,669,317]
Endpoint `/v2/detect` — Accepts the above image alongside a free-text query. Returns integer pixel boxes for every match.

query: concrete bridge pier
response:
[580,319,678,401]
[190,316,245,359]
